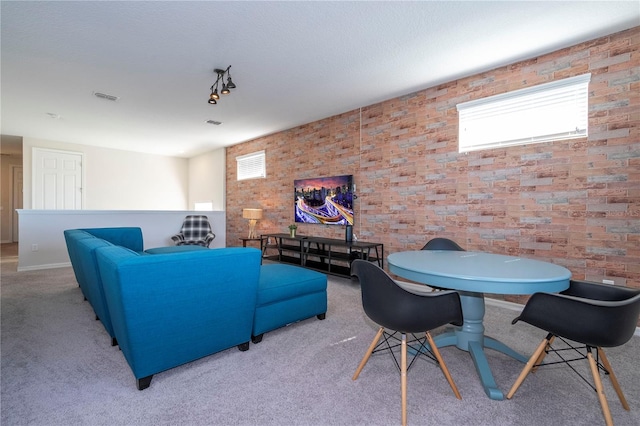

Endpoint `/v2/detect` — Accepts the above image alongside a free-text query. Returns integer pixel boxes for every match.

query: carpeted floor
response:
[1,253,639,426]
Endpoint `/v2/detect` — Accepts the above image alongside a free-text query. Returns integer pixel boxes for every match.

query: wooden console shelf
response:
[261,233,384,277]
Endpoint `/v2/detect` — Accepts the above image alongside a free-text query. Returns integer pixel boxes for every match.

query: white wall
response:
[188,149,225,210]
[22,137,190,210]
[17,210,226,271]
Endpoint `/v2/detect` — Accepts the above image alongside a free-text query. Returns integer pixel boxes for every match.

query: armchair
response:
[506,279,640,426]
[171,215,215,247]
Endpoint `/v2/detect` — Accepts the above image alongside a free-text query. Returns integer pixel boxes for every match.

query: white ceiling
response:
[1,1,638,158]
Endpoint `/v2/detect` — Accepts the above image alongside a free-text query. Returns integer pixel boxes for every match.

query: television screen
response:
[294,175,354,225]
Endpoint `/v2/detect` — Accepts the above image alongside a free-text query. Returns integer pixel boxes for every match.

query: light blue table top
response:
[387,251,571,294]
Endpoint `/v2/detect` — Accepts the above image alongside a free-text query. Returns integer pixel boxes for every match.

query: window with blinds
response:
[236,150,266,180]
[457,74,591,153]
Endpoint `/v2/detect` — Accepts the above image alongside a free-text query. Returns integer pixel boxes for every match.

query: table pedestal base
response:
[433,291,527,400]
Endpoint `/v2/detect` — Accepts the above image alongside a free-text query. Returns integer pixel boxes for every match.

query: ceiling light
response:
[207,65,236,105]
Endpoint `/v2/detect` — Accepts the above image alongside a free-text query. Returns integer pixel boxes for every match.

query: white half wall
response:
[17,210,226,271]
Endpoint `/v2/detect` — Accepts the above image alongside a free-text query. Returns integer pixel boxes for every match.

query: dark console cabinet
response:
[261,233,383,277]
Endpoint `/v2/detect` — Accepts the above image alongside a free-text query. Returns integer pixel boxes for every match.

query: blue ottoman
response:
[252,264,327,343]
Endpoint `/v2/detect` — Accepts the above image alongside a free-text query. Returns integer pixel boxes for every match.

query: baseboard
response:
[17,262,71,272]
[485,297,524,312]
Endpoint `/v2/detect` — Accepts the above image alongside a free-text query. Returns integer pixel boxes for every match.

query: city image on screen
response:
[294,175,354,225]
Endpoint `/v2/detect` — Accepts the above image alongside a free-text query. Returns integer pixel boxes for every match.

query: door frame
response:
[10,165,23,242]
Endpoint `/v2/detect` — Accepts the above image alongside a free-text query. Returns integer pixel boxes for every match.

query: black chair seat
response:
[514,281,640,348]
[421,237,465,252]
[420,237,465,291]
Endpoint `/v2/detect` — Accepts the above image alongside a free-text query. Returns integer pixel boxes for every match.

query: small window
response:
[236,150,266,181]
[457,74,590,153]
[194,202,213,211]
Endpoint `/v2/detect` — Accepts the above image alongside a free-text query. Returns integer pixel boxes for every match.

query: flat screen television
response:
[294,175,354,225]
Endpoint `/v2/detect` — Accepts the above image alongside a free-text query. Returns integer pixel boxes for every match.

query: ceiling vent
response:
[93,92,119,102]
[206,120,222,125]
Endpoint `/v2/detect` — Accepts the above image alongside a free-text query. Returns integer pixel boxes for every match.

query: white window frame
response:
[236,150,266,181]
[457,74,591,153]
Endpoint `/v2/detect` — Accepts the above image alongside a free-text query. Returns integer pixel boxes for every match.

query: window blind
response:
[457,74,591,153]
[236,150,266,180]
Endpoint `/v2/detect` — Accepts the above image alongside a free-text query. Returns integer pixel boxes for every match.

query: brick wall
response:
[227,27,639,299]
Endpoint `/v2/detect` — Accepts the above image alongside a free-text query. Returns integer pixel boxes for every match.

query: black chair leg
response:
[237,341,250,351]
[251,334,264,344]
[137,375,153,390]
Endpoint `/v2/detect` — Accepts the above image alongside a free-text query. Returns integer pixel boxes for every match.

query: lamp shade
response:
[243,208,263,220]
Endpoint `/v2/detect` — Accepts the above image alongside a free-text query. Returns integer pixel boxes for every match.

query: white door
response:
[12,166,23,242]
[33,148,83,209]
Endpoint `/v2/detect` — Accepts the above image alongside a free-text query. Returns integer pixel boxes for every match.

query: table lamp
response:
[243,208,263,239]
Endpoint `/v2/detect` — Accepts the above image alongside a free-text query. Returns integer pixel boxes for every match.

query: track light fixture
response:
[208,65,236,105]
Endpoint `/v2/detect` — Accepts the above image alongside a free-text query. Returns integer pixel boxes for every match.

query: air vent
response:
[93,92,119,102]
[206,120,222,125]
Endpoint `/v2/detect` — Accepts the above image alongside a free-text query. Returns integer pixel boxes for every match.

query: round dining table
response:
[387,250,571,400]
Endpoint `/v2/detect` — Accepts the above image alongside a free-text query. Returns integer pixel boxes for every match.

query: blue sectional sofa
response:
[64,227,327,390]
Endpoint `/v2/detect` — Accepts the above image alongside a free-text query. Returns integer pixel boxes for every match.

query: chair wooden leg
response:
[401,333,407,426]
[506,337,550,399]
[587,348,614,426]
[531,335,554,373]
[597,347,630,411]
[425,331,461,399]
[352,327,385,380]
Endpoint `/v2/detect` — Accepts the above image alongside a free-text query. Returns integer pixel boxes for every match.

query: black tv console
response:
[260,233,384,277]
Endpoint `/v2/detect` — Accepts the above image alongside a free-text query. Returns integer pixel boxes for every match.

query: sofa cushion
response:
[144,245,209,254]
[83,227,144,252]
[258,264,327,306]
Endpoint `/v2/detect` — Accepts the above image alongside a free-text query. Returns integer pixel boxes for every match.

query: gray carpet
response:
[1,255,639,426]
